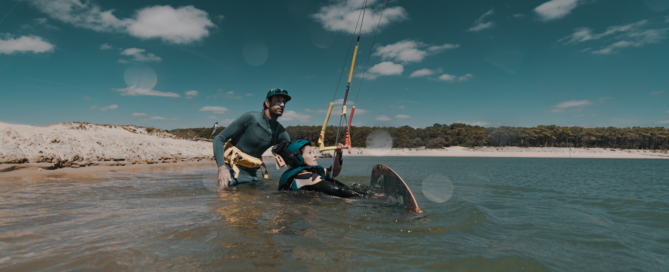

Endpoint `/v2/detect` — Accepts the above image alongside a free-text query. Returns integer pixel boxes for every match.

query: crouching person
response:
[274,139,365,198]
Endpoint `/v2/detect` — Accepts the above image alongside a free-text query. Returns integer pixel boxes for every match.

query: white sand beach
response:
[2,122,668,178]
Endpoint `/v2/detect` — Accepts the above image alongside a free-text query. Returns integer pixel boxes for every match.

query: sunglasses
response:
[269,88,288,95]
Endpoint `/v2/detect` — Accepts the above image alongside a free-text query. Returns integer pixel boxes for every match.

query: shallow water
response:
[1,157,668,271]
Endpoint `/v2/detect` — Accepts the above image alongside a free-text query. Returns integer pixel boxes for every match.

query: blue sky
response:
[1,0,668,129]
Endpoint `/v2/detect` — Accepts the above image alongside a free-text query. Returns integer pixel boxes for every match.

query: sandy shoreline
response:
[2,122,668,179]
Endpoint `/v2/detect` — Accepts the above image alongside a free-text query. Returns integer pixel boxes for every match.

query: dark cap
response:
[266,88,291,102]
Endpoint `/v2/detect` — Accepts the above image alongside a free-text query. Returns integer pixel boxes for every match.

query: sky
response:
[0,0,668,130]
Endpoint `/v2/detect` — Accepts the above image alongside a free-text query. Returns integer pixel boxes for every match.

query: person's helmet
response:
[272,139,312,168]
[287,139,311,166]
[266,88,291,102]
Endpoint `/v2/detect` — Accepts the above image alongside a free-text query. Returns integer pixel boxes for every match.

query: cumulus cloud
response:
[132,112,146,116]
[119,48,161,62]
[98,104,118,111]
[650,90,665,95]
[395,114,410,119]
[199,106,228,114]
[143,116,177,121]
[657,120,669,124]
[374,40,459,64]
[27,1,215,44]
[0,35,54,54]
[312,0,408,34]
[305,108,329,113]
[279,110,311,122]
[410,68,436,78]
[438,73,473,82]
[185,90,198,99]
[206,116,217,119]
[456,120,491,126]
[549,99,592,113]
[114,86,180,97]
[534,0,579,21]
[20,18,60,31]
[100,43,112,50]
[375,115,391,121]
[365,61,403,80]
[468,9,495,32]
[560,20,668,54]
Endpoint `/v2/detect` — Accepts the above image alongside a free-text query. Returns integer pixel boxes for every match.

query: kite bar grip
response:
[318,103,335,152]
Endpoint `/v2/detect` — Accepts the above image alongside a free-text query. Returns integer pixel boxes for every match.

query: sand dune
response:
[0,122,213,169]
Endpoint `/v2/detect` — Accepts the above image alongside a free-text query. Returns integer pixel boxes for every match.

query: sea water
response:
[1,157,668,271]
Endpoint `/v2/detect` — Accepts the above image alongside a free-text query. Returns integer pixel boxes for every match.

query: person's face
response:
[265,96,287,116]
[301,145,318,166]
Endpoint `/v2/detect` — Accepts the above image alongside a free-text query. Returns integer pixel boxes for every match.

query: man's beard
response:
[271,107,283,117]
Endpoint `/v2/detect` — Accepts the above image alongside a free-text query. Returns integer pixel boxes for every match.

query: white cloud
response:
[556,100,592,108]
[561,21,648,44]
[27,1,215,44]
[120,48,161,62]
[127,5,215,44]
[279,110,311,122]
[99,104,118,111]
[199,106,228,114]
[560,20,668,54]
[100,43,112,50]
[439,74,456,81]
[458,74,474,82]
[513,13,525,18]
[650,90,665,95]
[0,35,54,54]
[185,90,198,99]
[438,73,473,82]
[374,40,459,64]
[456,120,491,126]
[468,9,495,32]
[410,68,435,78]
[245,93,254,96]
[132,112,146,116]
[365,61,403,80]
[657,120,669,124]
[114,86,180,97]
[220,118,234,124]
[395,114,410,119]
[212,89,242,99]
[21,18,60,31]
[354,108,370,114]
[143,116,177,121]
[305,108,328,113]
[375,115,391,121]
[534,0,579,21]
[311,0,408,34]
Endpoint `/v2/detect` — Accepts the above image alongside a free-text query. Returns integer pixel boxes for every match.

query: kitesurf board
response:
[370,164,422,213]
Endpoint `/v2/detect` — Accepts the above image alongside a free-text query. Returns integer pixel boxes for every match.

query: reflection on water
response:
[1,157,668,270]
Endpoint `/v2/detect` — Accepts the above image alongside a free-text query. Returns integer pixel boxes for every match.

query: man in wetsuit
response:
[213,89,291,187]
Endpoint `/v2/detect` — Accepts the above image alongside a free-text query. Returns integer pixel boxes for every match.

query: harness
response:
[223,140,269,180]
[279,165,329,190]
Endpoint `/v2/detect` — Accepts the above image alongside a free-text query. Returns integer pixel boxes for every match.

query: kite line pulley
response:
[318,0,388,154]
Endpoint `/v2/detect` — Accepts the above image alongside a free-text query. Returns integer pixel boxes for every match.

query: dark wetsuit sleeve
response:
[301,179,365,198]
[213,113,254,168]
[277,127,290,144]
[326,152,343,179]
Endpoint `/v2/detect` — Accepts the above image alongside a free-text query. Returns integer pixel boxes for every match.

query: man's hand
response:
[335,143,344,154]
[218,165,232,188]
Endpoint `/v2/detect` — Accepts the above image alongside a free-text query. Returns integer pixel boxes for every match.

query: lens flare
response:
[243,42,269,66]
[124,64,157,90]
[422,174,454,203]
[365,130,393,156]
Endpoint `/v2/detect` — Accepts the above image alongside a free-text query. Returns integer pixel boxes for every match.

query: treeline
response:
[172,124,669,150]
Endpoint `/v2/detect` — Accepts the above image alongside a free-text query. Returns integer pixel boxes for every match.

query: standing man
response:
[213,89,291,187]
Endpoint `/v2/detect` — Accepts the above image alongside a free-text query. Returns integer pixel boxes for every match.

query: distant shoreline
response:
[310,146,669,160]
